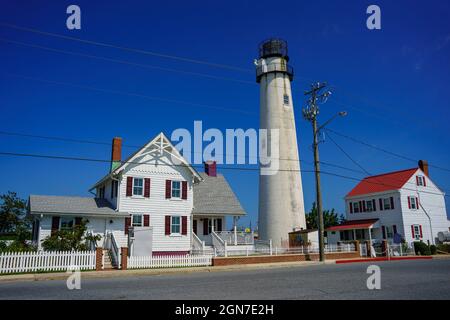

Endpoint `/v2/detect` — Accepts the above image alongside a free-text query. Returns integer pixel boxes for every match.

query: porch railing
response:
[105,232,121,269]
[215,231,254,245]
[211,231,227,257]
[192,232,205,253]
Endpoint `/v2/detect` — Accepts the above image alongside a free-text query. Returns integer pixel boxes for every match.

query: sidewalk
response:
[0,260,332,283]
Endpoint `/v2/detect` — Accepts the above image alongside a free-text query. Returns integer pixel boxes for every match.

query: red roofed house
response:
[326,160,449,247]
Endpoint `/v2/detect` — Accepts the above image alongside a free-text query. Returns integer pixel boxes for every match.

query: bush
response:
[436,244,450,253]
[430,245,437,255]
[413,241,431,255]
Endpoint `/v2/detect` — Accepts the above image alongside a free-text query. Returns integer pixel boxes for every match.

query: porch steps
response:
[102,249,116,270]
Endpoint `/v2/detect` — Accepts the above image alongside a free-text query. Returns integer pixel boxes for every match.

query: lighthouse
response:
[256,39,306,247]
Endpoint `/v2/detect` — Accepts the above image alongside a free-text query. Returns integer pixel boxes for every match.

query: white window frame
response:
[171,216,181,235]
[417,176,425,187]
[171,180,181,199]
[353,202,360,213]
[413,225,421,240]
[366,200,373,212]
[132,214,143,227]
[60,217,75,231]
[409,196,418,210]
[133,178,144,196]
[385,226,394,239]
[383,198,391,210]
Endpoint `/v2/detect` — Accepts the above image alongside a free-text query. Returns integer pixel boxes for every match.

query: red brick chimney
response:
[418,160,429,177]
[111,137,122,172]
[204,160,217,177]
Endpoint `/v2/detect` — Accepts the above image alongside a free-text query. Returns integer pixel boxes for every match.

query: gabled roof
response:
[192,172,246,216]
[326,219,379,231]
[90,132,202,190]
[29,195,129,217]
[346,168,418,198]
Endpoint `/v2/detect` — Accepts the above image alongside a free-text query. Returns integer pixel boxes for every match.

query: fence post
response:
[95,248,103,271]
[269,240,273,256]
[224,242,228,257]
[121,247,128,270]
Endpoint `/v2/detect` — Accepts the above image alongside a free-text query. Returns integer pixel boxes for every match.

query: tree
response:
[0,191,27,234]
[42,219,101,251]
[306,202,344,230]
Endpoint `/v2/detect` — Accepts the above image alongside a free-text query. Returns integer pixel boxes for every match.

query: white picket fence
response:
[128,254,212,269]
[0,251,96,274]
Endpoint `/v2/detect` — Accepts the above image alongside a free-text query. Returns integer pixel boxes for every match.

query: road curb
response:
[0,260,328,283]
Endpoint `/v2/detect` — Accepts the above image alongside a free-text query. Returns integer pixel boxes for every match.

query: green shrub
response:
[413,241,431,255]
[430,245,437,255]
[436,244,450,253]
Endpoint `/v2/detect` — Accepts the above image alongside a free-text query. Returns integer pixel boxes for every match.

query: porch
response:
[326,219,380,244]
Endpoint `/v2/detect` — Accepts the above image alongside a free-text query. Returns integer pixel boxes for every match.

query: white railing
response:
[106,232,121,269]
[215,231,254,245]
[388,244,415,257]
[0,250,96,274]
[255,239,272,254]
[211,231,227,257]
[192,232,205,253]
[128,254,212,269]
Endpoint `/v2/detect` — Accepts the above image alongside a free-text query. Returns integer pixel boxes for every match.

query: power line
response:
[0,150,447,198]
[324,128,450,173]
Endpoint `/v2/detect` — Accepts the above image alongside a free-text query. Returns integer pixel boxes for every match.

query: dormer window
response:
[283,94,290,106]
[133,178,144,196]
[416,176,426,187]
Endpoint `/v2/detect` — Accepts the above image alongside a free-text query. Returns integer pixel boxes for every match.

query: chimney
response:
[111,137,122,172]
[204,160,217,177]
[418,160,429,176]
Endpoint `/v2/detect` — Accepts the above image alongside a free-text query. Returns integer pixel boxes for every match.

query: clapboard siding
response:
[118,154,194,252]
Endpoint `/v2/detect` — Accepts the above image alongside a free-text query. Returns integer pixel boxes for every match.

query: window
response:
[383,198,391,210]
[132,214,143,227]
[366,200,373,212]
[98,185,105,199]
[283,94,290,106]
[417,176,426,186]
[385,226,394,239]
[409,196,418,210]
[171,181,181,198]
[413,225,421,240]
[60,217,74,231]
[111,180,118,198]
[353,202,360,213]
[133,178,143,196]
[171,216,181,234]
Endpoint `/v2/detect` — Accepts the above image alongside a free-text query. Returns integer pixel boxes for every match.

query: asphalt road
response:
[0,259,449,300]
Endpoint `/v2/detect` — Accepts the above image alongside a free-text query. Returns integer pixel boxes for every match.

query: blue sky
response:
[0,0,449,227]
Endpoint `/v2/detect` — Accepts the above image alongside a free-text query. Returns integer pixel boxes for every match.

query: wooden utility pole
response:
[303,82,329,262]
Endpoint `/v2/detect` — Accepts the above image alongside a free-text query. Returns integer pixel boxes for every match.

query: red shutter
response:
[408,197,411,209]
[217,219,222,232]
[143,214,150,227]
[126,177,133,197]
[411,225,415,239]
[372,199,376,211]
[416,176,419,186]
[182,181,187,200]
[390,197,394,209]
[51,216,60,235]
[423,177,426,187]
[382,226,386,239]
[359,201,363,212]
[193,220,197,234]
[379,199,383,211]
[349,202,353,214]
[203,218,209,235]
[165,180,172,199]
[181,216,187,235]
[419,225,423,238]
[416,197,419,209]
[362,201,366,212]
[124,217,131,235]
[165,216,171,235]
[144,178,151,198]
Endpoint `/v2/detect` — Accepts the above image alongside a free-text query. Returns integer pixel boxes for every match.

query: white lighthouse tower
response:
[256,39,306,247]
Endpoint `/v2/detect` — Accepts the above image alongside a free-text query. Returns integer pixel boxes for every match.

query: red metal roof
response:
[346,168,418,197]
[327,219,379,231]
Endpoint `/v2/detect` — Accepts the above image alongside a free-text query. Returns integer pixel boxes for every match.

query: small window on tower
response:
[283,94,290,106]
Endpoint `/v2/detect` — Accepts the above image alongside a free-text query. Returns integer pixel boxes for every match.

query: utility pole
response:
[303,82,331,262]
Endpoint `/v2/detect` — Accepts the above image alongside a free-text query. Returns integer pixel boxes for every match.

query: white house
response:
[326,160,449,246]
[29,133,246,256]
